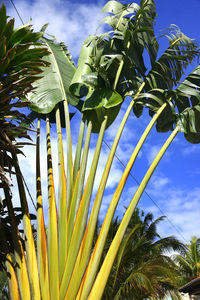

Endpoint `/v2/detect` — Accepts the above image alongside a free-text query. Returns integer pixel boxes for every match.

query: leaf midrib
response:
[44,39,67,102]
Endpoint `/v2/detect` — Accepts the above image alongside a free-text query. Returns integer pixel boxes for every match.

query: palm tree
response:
[1,0,200,299]
[0,2,49,199]
[174,236,200,286]
[101,209,184,300]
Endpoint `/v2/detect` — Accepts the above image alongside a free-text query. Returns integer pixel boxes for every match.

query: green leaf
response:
[70,37,108,97]
[133,102,143,118]
[40,23,49,33]
[172,65,200,143]
[102,1,140,18]
[177,106,200,143]
[3,19,15,43]
[0,4,7,37]
[156,103,175,132]
[28,37,79,114]
[70,40,94,97]
[176,65,200,99]
[0,36,6,60]
[102,15,118,28]
[82,72,98,89]
[83,88,123,110]
[8,23,33,46]
[101,1,124,14]
[145,27,199,90]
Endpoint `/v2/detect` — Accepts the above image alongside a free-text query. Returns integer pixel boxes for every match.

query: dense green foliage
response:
[101,209,184,300]
[174,237,200,286]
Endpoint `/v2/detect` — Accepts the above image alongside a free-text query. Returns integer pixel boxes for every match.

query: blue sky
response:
[4,0,200,244]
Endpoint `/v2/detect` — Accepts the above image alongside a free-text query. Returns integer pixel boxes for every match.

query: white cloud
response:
[145,144,161,165]
[150,174,170,189]
[182,144,200,156]
[6,0,105,58]
[143,185,200,242]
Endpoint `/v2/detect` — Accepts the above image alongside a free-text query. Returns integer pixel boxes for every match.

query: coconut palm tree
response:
[1,0,200,299]
[174,236,200,286]
[101,209,184,300]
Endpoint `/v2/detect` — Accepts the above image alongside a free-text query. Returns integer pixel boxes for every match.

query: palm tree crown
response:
[174,236,200,286]
[102,209,185,300]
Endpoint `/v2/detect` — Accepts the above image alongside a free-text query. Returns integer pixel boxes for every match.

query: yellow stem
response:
[88,127,179,299]
[76,101,168,300]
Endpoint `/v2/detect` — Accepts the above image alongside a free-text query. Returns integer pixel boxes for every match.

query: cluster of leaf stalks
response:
[1,0,200,299]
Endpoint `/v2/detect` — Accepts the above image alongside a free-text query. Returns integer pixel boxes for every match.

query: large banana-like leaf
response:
[28,37,79,113]
[68,0,158,132]
[69,36,124,132]
[134,64,200,141]
[70,0,156,94]
[175,65,200,143]
[102,0,158,68]
[69,38,97,97]
[145,26,199,91]
[133,27,199,118]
